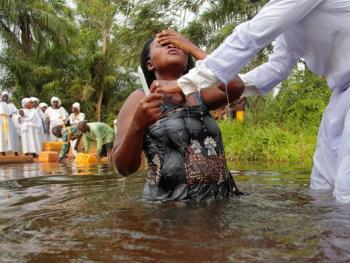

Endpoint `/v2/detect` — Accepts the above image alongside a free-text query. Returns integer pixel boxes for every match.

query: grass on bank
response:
[219,121,317,167]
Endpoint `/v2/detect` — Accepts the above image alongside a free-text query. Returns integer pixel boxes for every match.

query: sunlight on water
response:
[1,162,350,262]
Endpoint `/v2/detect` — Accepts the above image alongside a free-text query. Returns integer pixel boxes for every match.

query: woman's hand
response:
[133,93,164,131]
[150,80,186,103]
[156,30,207,60]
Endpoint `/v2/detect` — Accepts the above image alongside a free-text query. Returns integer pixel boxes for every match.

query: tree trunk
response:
[95,88,103,121]
[96,30,109,121]
[19,15,32,56]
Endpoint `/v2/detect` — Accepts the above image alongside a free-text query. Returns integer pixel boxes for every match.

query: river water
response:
[1,162,350,262]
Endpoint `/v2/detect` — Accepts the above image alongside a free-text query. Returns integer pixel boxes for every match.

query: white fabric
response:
[51,97,61,106]
[178,60,221,95]
[310,87,350,203]
[238,74,260,97]
[72,102,80,111]
[69,111,85,154]
[21,98,30,108]
[20,108,42,154]
[69,112,85,125]
[36,108,46,145]
[113,119,118,134]
[1,91,9,98]
[69,108,84,155]
[29,97,39,103]
[45,106,69,141]
[178,0,350,95]
[0,102,20,152]
[39,102,48,110]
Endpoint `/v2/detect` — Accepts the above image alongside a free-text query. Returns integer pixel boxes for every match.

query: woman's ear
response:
[146,60,155,71]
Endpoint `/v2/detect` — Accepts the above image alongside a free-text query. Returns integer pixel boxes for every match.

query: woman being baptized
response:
[113,31,245,202]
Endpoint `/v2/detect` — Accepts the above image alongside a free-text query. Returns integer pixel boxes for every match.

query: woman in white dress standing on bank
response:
[30,97,46,146]
[39,102,49,141]
[0,91,20,156]
[19,98,42,157]
[45,97,69,142]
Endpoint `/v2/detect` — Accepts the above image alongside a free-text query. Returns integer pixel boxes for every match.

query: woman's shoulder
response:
[120,89,145,111]
[129,89,145,98]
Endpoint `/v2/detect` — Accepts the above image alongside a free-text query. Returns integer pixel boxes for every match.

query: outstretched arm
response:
[240,36,298,95]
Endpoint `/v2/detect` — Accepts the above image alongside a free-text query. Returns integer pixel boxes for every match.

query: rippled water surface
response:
[1,162,350,262]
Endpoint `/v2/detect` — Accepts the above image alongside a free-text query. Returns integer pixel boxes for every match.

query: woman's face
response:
[1,95,9,102]
[147,40,188,75]
[52,101,59,108]
[72,107,79,114]
[26,101,33,109]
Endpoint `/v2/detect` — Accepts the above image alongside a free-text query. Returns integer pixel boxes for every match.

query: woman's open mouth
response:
[168,49,179,55]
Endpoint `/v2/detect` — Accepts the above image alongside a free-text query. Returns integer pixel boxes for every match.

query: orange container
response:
[39,151,59,162]
[42,142,64,152]
[75,153,99,165]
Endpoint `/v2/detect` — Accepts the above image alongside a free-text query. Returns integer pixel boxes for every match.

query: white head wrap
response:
[72,102,80,111]
[39,102,48,109]
[1,91,9,98]
[22,98,30,108]
[30,97,39,103]
[51,96,61,106]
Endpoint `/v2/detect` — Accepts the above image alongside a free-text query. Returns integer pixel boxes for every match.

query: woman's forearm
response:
[113,124,145,176]
[189,46,207,60]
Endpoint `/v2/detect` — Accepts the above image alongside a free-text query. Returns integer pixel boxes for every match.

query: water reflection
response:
[0,162,350,262]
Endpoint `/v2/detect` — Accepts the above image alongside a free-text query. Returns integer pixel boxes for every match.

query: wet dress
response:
[143,92,241,201]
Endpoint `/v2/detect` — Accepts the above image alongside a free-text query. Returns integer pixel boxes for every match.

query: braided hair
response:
[140,36,195,88]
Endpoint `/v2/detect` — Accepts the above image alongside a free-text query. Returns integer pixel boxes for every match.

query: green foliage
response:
[220,67,331,167]
[246,68,331,134]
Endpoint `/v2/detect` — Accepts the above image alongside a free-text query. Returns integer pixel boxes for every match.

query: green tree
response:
[0,0,76,105]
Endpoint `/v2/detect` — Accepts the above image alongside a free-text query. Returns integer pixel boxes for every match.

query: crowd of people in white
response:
[0,91,85,157]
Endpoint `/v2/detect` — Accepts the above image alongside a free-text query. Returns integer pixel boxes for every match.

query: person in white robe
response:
[69,102,85,155]
[155,0,350,203]
[38,102,49,141]
[19,98,42,157]
[45,97,69,142]
[30,97,46,145]
[0,91,20,155]
[39,102,48,113]
[69,102,85,125]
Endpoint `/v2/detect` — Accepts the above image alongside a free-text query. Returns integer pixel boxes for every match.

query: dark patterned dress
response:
[143,93,241,201]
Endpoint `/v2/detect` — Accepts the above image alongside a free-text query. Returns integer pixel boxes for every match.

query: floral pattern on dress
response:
[148,154,161,185]
[190,139,202,154]
[204,136,217,156]
[184,146,228,185]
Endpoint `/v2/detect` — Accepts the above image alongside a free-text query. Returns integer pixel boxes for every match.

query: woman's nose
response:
[167,43,177,49]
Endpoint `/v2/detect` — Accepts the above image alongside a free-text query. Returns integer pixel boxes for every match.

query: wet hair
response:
[140,36,194,87]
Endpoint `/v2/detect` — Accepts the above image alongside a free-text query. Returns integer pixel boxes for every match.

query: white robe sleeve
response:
[178,0,325,95]
[240,36,298,95]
